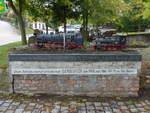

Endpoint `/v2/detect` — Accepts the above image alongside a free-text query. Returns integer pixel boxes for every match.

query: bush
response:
[129,41,149,48]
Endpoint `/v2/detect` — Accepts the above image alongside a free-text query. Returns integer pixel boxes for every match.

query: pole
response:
[63,33,66,50]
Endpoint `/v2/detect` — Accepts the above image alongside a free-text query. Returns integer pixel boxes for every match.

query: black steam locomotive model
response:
[33,33,84,49]
[93,35,127,50]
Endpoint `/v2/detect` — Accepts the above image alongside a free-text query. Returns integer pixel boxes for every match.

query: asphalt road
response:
[0,20,21,46]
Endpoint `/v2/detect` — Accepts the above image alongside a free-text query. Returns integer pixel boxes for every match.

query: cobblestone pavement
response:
[0,98,149,113]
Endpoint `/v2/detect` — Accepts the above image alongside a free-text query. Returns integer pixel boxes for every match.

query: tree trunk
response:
[64,19,67,33]
[85,12,88,32]
[46,23,49,34]
[18,15,27,45]
[138,24,141,32]
[82,11,89,42]
[8,0,27,45]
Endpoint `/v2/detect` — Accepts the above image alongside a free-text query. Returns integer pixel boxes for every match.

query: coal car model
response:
[93,35,127,50]
[32,33,84,49]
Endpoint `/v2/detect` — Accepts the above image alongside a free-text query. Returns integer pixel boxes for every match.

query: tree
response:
[8,0,27,45]
[51,0,79,33]
[77,0,126,42]
[143,1,150,19]
[114,0,149,32]
[27,0,53,34]
[27,0,79,33]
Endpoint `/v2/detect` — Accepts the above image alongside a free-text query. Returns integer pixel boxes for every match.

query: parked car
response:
[59,25,81,33]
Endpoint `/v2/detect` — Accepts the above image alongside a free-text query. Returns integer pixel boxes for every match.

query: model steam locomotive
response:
[28,29,127,50]
[93,35,127,50]
[31,33,84,49]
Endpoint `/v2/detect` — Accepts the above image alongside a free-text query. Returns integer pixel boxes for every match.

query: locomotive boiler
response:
[31,33,84,49]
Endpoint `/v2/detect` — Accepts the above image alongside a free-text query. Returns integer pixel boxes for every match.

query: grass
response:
[126,32,150,35]
[0,42,21,93]
[0,42,22,69]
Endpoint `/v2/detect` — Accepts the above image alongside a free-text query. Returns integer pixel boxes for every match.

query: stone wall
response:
[13,75,139,97]
[9,54,142,97]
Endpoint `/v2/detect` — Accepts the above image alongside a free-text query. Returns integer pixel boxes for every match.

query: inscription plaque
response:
[12,69,137,75]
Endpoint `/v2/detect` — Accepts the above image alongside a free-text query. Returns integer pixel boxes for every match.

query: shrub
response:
[129,41,149,48]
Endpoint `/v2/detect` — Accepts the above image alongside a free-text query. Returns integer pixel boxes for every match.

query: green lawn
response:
[124,32,150,35]
[0,42,21,69]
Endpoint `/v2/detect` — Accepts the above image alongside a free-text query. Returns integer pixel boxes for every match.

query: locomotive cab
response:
[116,35,126,45]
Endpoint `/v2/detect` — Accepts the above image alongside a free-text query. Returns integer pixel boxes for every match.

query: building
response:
[31,21,55,34]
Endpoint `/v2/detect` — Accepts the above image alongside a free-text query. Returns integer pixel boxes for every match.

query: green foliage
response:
[89,0,127,26]
[143,1,150,19]
[129,41,149,48]
[114,0,150,32]
[25,0,150,34]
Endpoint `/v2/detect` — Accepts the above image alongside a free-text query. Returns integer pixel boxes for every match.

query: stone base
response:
[13,75,139,97]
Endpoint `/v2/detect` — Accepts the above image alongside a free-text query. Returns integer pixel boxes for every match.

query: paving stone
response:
[95,106,103,110]
[15,108,24,113]
[102,103,109,106]
[86,102,93,106]
[138,107,146,112]
[0,106,8,111]
[121,111,130,113]
[130,108,139,112]
[0,98,148,113]
[103,107,112,112]
[112,108,121,113]
[95,109,105,113]
[96,112,105,113]
[29,103,36,106]
[141,111,150,113]
[78,109,86,113]
[5,110,15,113]
[78,103,85,107]
[61,110,68,113]
[105,112,113,113]
[7,105,17,110]
[87,105,95,110]
[51,105,60,113]
[61,106,69,111]
[128,105,136,109]
[117,102,125,106]
[40,111,48,113]
[120,106,128,110]
[94,102,101,107]
[2,102,11,107]
[25,106,35,111]
[45,103,53,106]
[35,104,43,109]
[32,109,41,113]
[0,101,4,105]
[17,104,26,109]
[23,111,32,113]
[5,100,13,103]
[140,102,147,106]
[77,106,86,110]
[70,101,76,104]
[135,103,143,107]
[11,102,20,106]
[87,109,95,113]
